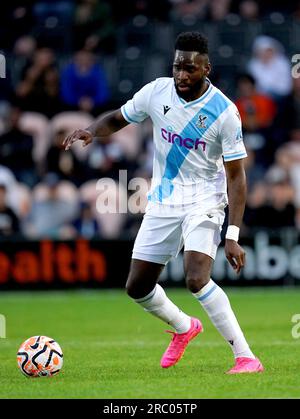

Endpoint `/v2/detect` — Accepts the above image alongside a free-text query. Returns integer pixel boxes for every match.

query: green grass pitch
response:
[0,287,300,399]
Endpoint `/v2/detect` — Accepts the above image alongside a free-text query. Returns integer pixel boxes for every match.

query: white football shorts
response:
[132,200,226,265]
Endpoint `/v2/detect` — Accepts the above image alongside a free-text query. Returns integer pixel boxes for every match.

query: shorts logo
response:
[196,114,207,129]
[161,128,206,151]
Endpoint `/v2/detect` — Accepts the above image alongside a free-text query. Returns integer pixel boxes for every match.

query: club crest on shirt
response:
[235,110,241,120]
[196,114,207,129]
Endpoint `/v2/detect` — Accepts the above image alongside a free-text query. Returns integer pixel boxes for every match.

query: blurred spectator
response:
[1,1,300,240]
[262,174,296,228]
[0,183,20,238]
[257,0,295,15]
[244,175,296,231]
[280,76,300,136]
[247,35,292,100]
[205,0,232,21]
[46,129,86,185]
[235,73,278,168]
[71,201,100,239]
[33,1,74,25]
[235,73,277,131]
[73,0,115,53]
[238,0,260,21]
[0,76,14,116]
[60,50,110,114]
[38,67,64,117]
[0,107,37,187]
[13,35,37,59]
[17,46,56,85]
[108,0,171,24]
[32,1,74,51]
[0,3,35,50]
[293,0,300,20]
[26,172,79,238]
[169,0,208,22]
[87,139,132,181]
[268,142,300,228]
[15,47,61,115]
[243,149,266,192]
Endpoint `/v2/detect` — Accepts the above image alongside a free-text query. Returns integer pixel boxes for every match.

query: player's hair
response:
[175,32,208,55]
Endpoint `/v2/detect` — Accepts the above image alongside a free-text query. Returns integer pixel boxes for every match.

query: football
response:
[17,335,63,377]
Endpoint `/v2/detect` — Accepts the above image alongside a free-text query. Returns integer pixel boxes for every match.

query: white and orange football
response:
[17,335,63,377]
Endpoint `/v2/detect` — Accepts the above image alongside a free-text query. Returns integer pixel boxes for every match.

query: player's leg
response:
[126,204,203,368]
[127,203,194,334]
[125,257,192,333]
[127,258,203,369]
[125,258,163,299]
[184,250,255,358]
[184,249,263,373]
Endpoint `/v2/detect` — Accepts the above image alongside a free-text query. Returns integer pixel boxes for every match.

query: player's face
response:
[173,50,211,101]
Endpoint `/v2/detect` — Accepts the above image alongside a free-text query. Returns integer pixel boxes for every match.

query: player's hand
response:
[63,129,93,151]
[225,240,245,274]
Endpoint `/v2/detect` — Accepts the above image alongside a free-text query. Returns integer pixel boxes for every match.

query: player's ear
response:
[205,61,211,76]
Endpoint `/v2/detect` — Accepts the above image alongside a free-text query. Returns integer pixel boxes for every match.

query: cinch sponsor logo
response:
[161,128,206,151]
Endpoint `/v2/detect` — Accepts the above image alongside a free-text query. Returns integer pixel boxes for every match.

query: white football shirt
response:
[121,77,247,207]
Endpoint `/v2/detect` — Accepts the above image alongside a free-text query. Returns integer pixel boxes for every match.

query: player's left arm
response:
[224,158,247,274]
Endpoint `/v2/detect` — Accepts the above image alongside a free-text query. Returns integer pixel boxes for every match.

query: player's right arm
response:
[63,109,129,150]
[63,80,155,150]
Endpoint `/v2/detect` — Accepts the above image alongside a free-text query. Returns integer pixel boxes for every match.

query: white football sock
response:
[193,279,255,359]
[134,284,191,334]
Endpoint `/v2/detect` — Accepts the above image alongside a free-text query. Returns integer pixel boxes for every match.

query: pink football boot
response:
[226,357,264,374]
[160,317,203,368]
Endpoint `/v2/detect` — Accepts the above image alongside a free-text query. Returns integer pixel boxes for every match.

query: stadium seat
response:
[79,179,99,206]
[144,54,168,84]
[49,112,95,161]
[291,21,300,54]
[151,23,174,56]
[94,179,128,239]
[110,123,141,160]
[13,182,32,218]
[217,20,262,54]
[261,16,293,51]
[117,16,154,52]
[18,111,50,166]
[32,1,74,51]
[80,178,128,239]
[32,179,78,204]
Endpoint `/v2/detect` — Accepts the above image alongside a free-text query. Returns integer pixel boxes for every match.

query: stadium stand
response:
[0,0,299,238]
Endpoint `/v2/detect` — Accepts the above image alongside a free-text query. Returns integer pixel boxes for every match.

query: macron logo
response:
[163,105,171,115]
[161,128,206,151]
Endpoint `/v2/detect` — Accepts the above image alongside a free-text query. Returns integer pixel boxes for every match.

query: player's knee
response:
[125,278,136,298]
[186,274,209,293]
[125,276,144,299]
